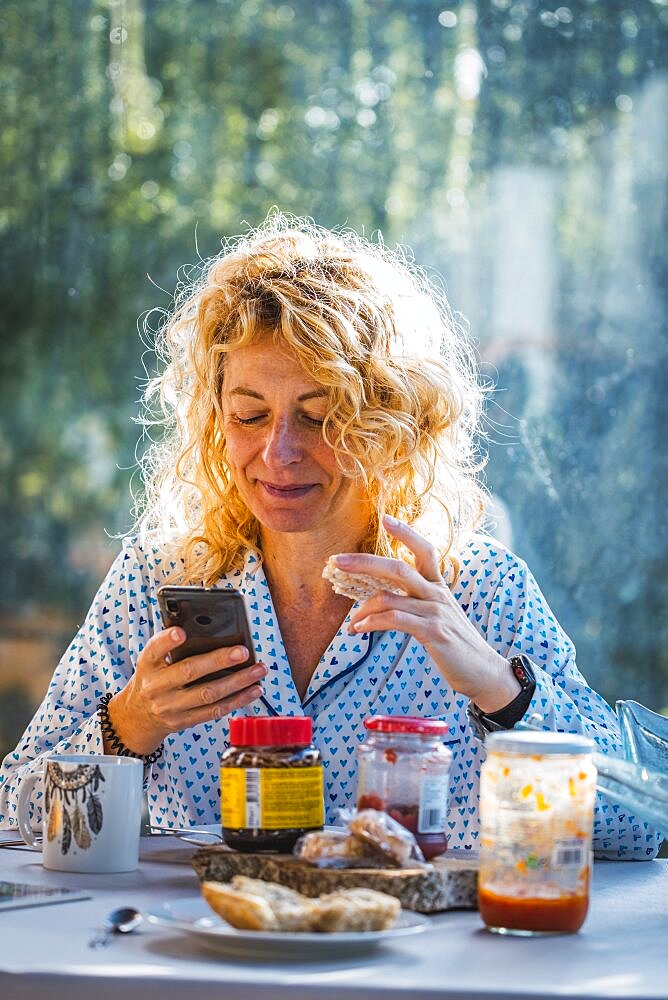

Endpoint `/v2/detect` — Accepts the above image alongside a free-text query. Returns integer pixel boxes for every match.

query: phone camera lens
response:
[195,613,212,626]
[166,599,179,616]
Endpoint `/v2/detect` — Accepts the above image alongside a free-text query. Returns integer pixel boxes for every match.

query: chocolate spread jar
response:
[220,716,324,853]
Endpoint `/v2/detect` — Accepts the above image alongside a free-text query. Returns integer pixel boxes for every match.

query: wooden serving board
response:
[191,846,478,913]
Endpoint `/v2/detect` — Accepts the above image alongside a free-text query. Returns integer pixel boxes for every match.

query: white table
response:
[0,836,666,1000]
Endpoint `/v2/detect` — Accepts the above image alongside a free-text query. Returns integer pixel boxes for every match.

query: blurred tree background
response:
[1,0,667,759]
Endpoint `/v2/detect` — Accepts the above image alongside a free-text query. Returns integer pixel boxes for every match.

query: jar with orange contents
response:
[478,731,596,935]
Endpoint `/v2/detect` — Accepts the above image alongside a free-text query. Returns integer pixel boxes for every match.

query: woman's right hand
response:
[104,627,268,756]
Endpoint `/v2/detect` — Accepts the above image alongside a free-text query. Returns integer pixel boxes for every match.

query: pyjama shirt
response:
[0,535,661,858]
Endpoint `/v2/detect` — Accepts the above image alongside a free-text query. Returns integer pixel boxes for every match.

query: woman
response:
[0,216,660,858]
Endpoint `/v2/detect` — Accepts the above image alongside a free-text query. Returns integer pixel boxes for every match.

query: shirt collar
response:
[224,551,408,713]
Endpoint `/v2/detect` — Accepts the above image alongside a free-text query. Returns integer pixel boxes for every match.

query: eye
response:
[302,414,325,428]
[233,413,267,426]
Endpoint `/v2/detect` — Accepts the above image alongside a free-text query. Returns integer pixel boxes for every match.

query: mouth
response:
[259,482,317,499]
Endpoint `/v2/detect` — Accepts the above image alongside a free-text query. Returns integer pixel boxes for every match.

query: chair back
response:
[616,699,668,772]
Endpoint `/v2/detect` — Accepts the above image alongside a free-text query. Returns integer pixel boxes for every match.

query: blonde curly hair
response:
[136,213,487,584]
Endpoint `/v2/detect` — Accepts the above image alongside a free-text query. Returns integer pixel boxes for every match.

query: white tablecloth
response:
[0,836,666,1000]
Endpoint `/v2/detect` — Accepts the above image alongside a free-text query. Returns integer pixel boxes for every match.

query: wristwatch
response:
[466,654,537,740]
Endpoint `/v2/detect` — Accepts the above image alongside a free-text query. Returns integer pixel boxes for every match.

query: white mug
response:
[17,754,143,873]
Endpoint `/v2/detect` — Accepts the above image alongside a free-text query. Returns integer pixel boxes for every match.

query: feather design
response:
[47,796,62,842]
[72,805,92,850]
[61,807,72,855]
[87,793,103,835]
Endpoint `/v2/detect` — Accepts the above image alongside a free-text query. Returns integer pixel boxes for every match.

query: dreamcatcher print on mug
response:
[45,762,105,854]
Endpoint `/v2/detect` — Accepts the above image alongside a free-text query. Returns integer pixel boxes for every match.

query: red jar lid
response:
[364,715,450,735]
[229,716,313,747]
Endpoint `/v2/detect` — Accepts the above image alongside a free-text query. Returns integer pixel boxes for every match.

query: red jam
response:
[478,887,589,934]
[358,793,384,812]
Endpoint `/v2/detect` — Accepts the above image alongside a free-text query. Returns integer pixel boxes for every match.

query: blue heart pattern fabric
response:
[0,536,661,859]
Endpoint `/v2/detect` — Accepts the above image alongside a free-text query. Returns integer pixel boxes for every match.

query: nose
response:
[262,417,303,468]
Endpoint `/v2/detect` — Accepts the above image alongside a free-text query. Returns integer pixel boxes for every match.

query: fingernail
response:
[384,514,399,526]
[250,664,267,679]
[229,646,247,662]
[171,628,184,642]
[335,553,353,567]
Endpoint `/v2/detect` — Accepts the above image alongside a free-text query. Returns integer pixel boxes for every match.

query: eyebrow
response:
[229,387,329,402]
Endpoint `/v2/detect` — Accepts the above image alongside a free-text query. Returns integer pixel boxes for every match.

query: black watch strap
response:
[467,654,537,736]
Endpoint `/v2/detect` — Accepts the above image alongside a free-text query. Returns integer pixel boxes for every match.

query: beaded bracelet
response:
[97,692,164,765]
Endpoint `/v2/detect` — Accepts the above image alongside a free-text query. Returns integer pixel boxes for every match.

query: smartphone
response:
[157,585,256,687]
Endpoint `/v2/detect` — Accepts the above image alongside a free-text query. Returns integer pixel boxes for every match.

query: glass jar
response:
[356,715,453,859]
[220,716,324,853]
[478,730,597,935]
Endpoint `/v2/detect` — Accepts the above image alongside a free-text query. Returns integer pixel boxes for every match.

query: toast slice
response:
[313,887,401,932]
[322,556,407,602]
[201,876,316,931]
[200,876,401,933]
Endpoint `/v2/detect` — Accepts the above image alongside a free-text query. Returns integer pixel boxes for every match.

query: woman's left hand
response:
[337,516,520,713]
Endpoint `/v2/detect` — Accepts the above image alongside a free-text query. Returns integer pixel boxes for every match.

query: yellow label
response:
[221,768,248,828]
[221,766,324,830]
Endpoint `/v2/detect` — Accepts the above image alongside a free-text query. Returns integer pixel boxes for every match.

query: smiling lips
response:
[260,481,316,499]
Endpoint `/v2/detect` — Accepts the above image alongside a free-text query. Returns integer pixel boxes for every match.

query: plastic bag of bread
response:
[294,828,388,869]
[346,808,427,867]
[295,810,428,869]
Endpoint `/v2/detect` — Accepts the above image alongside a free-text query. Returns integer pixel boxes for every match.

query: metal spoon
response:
[89,906,143,949]
[149,825,223,846]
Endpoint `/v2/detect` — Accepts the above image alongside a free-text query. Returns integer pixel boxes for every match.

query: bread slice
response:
[201,877,316,931]
[201,876,402,933]
[322,555,407,602]
[314,888,401,932]
[201,880,275,930]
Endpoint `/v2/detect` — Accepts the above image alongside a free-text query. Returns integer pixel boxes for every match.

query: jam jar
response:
[356,715,453,859]
[220,716,324,852]
[478,730,596,935]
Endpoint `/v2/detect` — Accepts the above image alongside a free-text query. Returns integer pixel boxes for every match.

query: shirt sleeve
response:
[483,551,663,861]
[0,540,158,829]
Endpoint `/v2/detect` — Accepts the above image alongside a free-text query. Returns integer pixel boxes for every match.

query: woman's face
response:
[221,337,370,547]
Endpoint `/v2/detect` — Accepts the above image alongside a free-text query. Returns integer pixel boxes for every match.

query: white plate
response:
[147,896,429,958]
